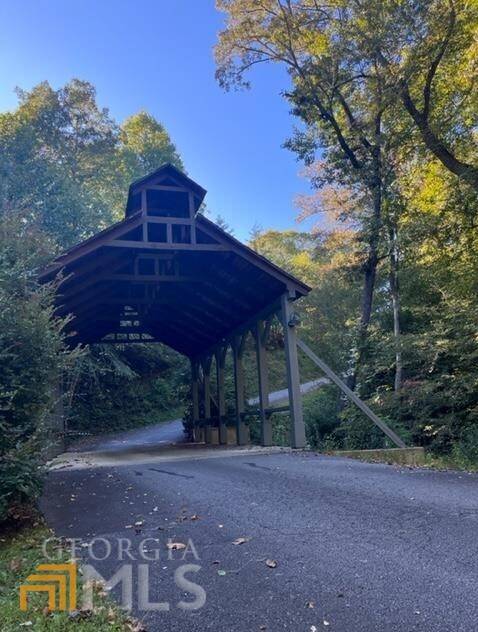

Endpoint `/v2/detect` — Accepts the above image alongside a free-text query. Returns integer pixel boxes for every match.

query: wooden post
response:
[202,356,213,444]
[216,347,228,445]
[281,293,306,449]
[191,359,200,442]
[254,320,272,446]
[232,334,248,445]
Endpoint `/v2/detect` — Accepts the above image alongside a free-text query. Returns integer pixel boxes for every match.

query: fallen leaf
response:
[125,618,147,632]
[190,514,199,520]
[217,569,227,576]
[167,542,186,550]
[323,621,330,627]
[232,537,251,546]
[265,559,277,568]
[306,601,315,608]
[10,558,21,571]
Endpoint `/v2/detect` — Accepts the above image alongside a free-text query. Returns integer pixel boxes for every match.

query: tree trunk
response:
[388,223,402,393]
[347,115,382,392]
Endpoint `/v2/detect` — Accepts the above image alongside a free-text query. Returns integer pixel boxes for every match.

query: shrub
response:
[0,214,78,524]
[303,385,341,448]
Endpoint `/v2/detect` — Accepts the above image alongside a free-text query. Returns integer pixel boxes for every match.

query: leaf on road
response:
[306,601,315,608]
[232,537,251,545]
[190,514,199,520]
[167,542,186,550]
[265,559,277,568]
[217,569,227,576]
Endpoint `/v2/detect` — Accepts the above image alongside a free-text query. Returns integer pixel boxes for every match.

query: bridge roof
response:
[40,168,310,358]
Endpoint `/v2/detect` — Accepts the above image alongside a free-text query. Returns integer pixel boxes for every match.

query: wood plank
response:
[216,347,228,445]
[254,320,272,447]
[109,240,227,252]
[232,334,248,445]
[280,294,306,449]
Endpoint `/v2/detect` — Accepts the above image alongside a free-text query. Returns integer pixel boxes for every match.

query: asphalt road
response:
[41,421,478,632]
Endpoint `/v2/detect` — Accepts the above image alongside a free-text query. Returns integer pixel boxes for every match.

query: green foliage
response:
[0,214,81,522]
[70,345,189,434]
[0,81,187,524]
[217,0,478,465]
[302,386,340,449]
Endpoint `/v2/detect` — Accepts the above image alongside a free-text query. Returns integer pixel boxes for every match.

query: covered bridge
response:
[40,164,311,448]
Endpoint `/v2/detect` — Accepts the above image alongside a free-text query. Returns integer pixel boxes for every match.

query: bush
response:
[453,424,478,465]
[0,214,78,524]
[303,385,341,449]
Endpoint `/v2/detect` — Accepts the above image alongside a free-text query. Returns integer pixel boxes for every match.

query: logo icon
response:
[19,563,77,612]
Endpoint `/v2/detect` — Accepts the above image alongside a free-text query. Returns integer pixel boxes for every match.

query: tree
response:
[367,0,478,190]
[119,111,183,176]
[0,80,117,247]
[216,0,409,388]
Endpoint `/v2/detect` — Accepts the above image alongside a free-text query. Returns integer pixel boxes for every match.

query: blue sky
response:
[0,0,314,240]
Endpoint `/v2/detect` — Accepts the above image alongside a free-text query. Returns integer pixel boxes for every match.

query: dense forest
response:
[0,81,190,521]
[1,0,477,523]
[216,0,478,457]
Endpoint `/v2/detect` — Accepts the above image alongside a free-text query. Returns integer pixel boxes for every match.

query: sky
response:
[0,0,315,241]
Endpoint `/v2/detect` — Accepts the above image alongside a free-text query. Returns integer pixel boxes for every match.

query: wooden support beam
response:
[254,320,272,447]
[109,240,227,252]
[280,293,306,449]
[232,333,248,445]
[191,359,201,442]
[216,346,228,445]
[103,274,202,283]
[296,338,406,449]
[39,212,144,278]
[201,356,213,444]
[57,250,127,290]
[194,298,280,362]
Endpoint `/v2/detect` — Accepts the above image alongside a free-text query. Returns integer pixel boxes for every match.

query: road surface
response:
[41,420,478,631]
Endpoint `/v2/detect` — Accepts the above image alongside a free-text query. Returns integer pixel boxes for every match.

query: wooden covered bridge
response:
[40,164,312,449]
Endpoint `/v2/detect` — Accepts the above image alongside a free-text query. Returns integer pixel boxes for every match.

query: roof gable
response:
[125,163,207,216]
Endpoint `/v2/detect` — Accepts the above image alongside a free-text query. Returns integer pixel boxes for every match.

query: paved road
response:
[67,419,185,453]
[41,421,478,632]
[248,378,329,407]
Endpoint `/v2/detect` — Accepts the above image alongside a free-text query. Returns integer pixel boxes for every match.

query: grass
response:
[421,452,478,472]
[0,519,141,632]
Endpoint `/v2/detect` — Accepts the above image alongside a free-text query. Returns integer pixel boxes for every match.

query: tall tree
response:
[0,80,117,247]
[216,0,400,388]
[365,0,478,190]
